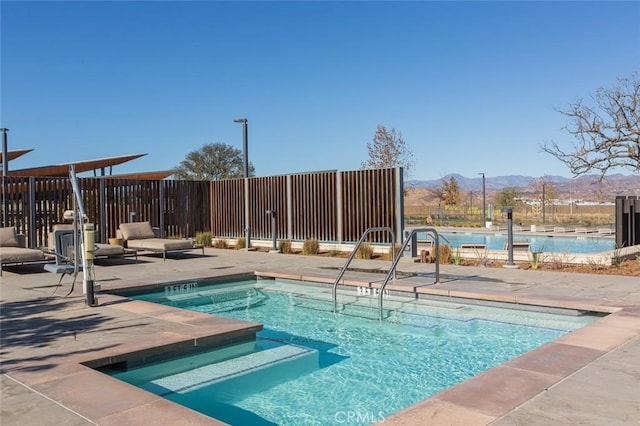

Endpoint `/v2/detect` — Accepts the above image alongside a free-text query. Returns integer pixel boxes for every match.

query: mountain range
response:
[407,173,640,201]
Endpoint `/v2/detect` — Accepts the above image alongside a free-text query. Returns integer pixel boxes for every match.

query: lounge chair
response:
[0,226,51,276]
[503,241,531,251]
[118,221,204,260]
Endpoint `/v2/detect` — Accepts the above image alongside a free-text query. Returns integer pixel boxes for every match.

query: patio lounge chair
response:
[118,221,204,260]
[0,226,50,276]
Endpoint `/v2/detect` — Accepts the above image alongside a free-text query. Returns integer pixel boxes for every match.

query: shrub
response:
[432,243,452,264]
[356,243,374,260]
[278,239,293,254]
[236,237,246,250]
[213,239,228,249]
[530,251,542,270]
[302,238,319,255]
[195,231,213,247]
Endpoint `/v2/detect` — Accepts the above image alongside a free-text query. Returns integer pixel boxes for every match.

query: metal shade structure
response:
[0,148,34,163]
[104,170,175,180]
[8,153,148,177]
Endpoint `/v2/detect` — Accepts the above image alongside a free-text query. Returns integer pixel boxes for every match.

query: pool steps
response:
[141,343,318,397]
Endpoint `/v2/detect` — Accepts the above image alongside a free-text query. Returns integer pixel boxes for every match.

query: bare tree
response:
[173,142,255,181]
[542,72,640,178]
[440,176,460,207]
[362,124,414,176]
[431,186,445,207]
[530,176,556,223]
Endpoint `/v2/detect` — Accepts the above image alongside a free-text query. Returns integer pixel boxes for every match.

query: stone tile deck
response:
[1,248,639,425]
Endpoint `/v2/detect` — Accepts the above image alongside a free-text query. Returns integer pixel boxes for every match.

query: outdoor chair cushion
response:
[119,222,156,241]
[125,238,194,251]
[0,247,46,263]
[0,227,20,247]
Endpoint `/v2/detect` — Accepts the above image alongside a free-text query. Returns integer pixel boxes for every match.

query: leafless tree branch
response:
[541,72,640,180]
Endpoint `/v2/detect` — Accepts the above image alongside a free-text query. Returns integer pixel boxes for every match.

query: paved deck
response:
[1,248,639,425]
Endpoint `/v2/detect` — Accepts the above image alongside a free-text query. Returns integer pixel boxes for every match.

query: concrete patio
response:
[1,247,639,425]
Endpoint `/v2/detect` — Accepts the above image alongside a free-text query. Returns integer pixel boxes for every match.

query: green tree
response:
[173,143,255,181]
[495,187,520,209]
[362,124,414,176]
[542,72,640,178]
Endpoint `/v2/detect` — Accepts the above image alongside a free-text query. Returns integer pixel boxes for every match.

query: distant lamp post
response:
[478,172,486,227]
[542,182,546,224]
[233,118,249,178]
[234,118,250,248]
[1,128,8,227]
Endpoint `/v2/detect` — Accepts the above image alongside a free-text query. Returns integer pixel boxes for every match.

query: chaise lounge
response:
[118,221,203,260]
[0,226,51,276]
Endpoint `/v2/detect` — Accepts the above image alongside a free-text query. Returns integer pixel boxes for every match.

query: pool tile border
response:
[7,269,636,425]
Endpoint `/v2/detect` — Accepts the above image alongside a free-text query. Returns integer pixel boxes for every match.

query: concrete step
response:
[142,343,319,398]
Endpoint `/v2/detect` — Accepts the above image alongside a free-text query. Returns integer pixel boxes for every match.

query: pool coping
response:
[4,268,639,425]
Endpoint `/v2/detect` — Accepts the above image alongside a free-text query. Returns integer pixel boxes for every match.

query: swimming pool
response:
[106,278,598,425]
[425,231,614,253]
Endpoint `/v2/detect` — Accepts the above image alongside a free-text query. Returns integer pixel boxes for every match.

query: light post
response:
[478,172,486,227]
[502,207,518,269]
[234,118,250,248]
[542,182,546,224]
[1,128,8,227]
[233,118,249,178]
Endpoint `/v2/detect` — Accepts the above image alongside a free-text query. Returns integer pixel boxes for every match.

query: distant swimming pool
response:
[106,278,597,425]
[422,231,614,253]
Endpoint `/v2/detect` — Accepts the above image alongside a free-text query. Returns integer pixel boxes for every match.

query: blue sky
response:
[1,1,639,181]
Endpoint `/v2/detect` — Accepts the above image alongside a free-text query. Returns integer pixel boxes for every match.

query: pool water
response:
[428,232,614,253]
[107,279,597,425]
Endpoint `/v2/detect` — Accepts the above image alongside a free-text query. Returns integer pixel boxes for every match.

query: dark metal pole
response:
[267,209,277,251]
[242,120,249,178]
[542,182,546,223]
[478,172,486,226]
[505,208,515,266]
[234,118,250,248]
[1,128,9,227]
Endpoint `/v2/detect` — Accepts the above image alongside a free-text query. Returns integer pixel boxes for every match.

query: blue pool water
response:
[107,279,597,425]
[425,231,614,253]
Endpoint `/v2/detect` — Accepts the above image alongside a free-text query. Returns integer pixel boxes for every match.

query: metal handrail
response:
[332,227,396,313]
[377,227,440,320]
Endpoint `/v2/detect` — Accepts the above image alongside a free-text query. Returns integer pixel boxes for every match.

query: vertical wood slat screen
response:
[3,177,213,247]
[340,168,398,243]
[210,179,245,238]
[289,171,337,241]
[248,175,287,240]
[2,167,401,248]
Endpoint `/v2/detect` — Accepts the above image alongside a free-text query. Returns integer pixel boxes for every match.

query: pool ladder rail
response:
[332,227,440,320]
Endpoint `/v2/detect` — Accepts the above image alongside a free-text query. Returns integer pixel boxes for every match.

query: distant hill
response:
[406,173,640,203]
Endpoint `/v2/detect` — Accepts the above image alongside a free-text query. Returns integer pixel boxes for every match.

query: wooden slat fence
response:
[2,167,402,248]
[210,167,403,244]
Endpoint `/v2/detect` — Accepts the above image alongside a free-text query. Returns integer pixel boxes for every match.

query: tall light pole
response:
[233,118,249,178]
[234,118,250,248]
[1,128,8,227]
[478,172,486,227]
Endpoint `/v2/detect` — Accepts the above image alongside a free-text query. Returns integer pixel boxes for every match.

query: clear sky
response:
[1,1,639,181]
